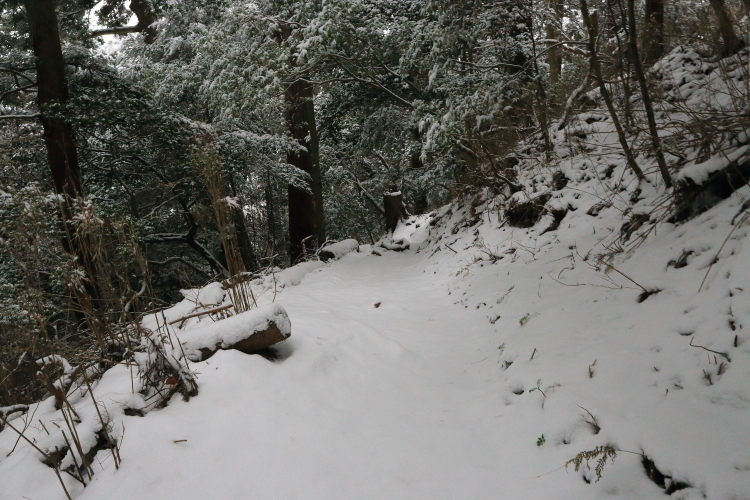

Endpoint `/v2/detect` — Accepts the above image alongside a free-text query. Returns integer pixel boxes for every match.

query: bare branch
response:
[0,113,40,120]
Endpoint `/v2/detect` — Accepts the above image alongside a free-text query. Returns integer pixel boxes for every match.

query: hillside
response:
[2,47,750,500]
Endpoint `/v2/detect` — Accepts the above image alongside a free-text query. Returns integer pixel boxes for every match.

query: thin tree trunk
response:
[643,0,665,65]
[580,0,645,181]
[610,0,634,129]
[709,0,745,56]
[265,171,277,258]
[228,173,257,271]
[531,10,552,156]
[627,0,672,188]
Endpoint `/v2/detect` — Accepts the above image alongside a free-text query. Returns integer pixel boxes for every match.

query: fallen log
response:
[178,303,291,361]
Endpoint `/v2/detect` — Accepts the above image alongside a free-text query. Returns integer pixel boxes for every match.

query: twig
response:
[0,113,40,120]
[577,405,601,433]
[168,304,234,325]
[596,259,647,292]
[689,337,731,362]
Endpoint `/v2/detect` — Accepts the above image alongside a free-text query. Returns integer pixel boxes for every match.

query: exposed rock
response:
[505,193,552,228]
[672,154,750,222]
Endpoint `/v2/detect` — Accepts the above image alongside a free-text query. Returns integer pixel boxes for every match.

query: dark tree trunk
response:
[383,188,405,235]
[265,171,277,258]
[508,0,532,71]
[129,0,158,44]
[709,0,745,56]
[546,0,564,84]
[25,0,81,200]
[228,173,257,271]
[285,79,325,263]
[643,0,665,65]
[25,0,101,307]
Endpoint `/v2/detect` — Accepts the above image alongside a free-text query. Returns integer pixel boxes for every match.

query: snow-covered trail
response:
[80,250,533,500]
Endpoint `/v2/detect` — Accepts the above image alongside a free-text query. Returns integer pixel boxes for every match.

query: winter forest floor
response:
[3,196,750,499]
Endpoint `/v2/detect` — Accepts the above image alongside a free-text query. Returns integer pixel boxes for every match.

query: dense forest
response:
[0,1,749,498]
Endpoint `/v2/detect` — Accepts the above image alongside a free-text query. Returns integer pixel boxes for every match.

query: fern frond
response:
[565,445,617,482]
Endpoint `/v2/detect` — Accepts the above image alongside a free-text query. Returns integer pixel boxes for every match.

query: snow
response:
[179,303,291,361]
[318,238,359,260]
[5,184,748,498]
[677,145,749,184]
[2,47,750,500]
[274,260,325,287]
[181,281,225,306]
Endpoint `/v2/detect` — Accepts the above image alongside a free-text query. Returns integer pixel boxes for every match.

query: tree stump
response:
[383,187,405,234]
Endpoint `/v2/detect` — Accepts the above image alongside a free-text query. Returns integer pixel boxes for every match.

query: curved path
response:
[81,250,529,500]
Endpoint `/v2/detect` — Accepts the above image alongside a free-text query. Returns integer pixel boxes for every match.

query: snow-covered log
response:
[376,238,410,252]
[179,303,291,361]
[319,239,359,261]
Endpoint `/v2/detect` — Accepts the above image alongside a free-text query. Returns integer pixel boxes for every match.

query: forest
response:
[1,0,749,499]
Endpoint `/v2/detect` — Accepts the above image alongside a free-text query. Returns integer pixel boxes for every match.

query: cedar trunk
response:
[25,0,101,309]
[25,0,81,200]
[285,79,326,263]
[643,0,665,65]
[546,0,563,84]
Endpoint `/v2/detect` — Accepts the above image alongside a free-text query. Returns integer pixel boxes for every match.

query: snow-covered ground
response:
[2,47,750,499]
[3,194,749,499]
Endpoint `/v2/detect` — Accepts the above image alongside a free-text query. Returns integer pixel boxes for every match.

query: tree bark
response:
[265,171,278,258]
[383,188,405,235]
[546,0,564,84]
[25,0,81,201]
[627,0,673,188]
[709,0,745,56]
[228,173,257,271]
[643,0,665,65]
[25,0,102,308]
[285,78,325,263]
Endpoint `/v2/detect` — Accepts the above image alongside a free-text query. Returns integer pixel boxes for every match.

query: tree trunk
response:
[628,0,672,188]
[383,188,405,235]
[227,173,257,271]
[265,171,278,259]
[546,0,563,84]
[709,0,745,56]
[24,0,101,307]
[25,0,81,200]
[285,78,325,263]
[643,0,665,65]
